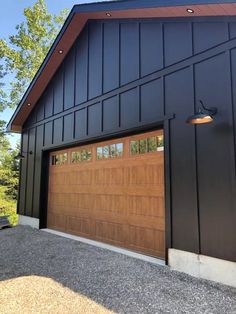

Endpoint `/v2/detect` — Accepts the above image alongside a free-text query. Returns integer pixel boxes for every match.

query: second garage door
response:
[47,130,165,258]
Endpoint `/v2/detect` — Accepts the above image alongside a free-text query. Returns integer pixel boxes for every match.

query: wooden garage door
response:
[47,130,165,258]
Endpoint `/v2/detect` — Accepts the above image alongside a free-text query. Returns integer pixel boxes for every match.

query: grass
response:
[0,186,18,226]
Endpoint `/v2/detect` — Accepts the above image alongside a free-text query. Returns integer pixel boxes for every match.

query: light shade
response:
[186,112,214,124]
[186,101,217,125]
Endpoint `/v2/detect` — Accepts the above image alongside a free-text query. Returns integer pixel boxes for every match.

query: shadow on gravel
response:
[0,226,236,313]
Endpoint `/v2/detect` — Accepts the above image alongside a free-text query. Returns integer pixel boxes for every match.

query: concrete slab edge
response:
[18,215,39,229]
[169,248,236,288]
[42,228,166,266]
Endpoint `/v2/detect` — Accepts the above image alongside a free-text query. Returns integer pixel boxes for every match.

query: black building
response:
[8,0,236,287]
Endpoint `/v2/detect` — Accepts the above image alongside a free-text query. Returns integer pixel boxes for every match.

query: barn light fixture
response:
[186,100,217,125]
[186,8,194,13]
[58,49,63,54]
[106,12,111,17]
[14,151,33,160]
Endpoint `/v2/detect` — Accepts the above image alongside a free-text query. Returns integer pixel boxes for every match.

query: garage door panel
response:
[48,207,165,231]
[47,212,67,231]
[50,184,164,197]
[129,227,165,258]
[48,130,165,258]
[67,216,94,237]
[95,221,127,244]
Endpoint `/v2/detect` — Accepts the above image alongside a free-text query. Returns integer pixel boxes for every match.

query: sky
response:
[0,0,109,148]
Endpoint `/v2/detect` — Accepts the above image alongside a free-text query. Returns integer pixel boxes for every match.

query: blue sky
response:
[0,0,108,147]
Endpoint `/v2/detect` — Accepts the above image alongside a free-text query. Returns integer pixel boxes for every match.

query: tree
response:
[0,0,69,109]
[0,0,69,223]
[0,120,19,224]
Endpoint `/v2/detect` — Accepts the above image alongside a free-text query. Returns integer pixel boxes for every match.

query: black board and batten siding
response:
[21,18,236,262]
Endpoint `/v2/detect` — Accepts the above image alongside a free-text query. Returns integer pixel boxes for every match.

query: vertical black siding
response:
[18,131,28,215]
[103,23,119,93]
[75,26,88,105]
[164,22,192,66]
[88,23,103,99]
[44,88,53,118]
[120,23,139,85]
[20,18,236,262]
[36,98,44,122]
[44,121,53,146]
[25,128,36,216]
[53,68,64,114]
[140,22,163,76]
[193,22,228,54]
[120,88,139,128]
[53,118,63,144]
[63,113,74,142]
[64,48,75,110]
[75,109,87,138]
[140,79,164,122]
[88,103,102,135]
[195,53,236,261]
[33,124,44,218]
[103,96,119,132]
[165,67,199,252]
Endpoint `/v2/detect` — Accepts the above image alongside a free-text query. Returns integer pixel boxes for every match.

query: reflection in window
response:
[52,153,68,165]
[103,146,109,159]
[110,144,116,158]
[72,149,92,163]
[157,135,164,151]
[96,147,103,160]
[130,141,139,155]
[97,143,123,160]
[148,137,157,152]
[130,134,164,155]
[116,143,123,157]
[140,138,147,154]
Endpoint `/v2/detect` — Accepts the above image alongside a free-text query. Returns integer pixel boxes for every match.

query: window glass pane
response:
[116,143,123,157]
[52,155,56,165]
[157,135,164,151]
[55,155,60,165]
[97,147,103,160]
[81,149,87,161]
[110,144,116,158]
[61,153,67,164]
[72,152,81,163]
[148,137,157,152]
[130,141,139,155]
[103,146,109,159]
[81,149,92,161]
[72,150,92,162]
[86,150,92,161]
[139,138,147,154]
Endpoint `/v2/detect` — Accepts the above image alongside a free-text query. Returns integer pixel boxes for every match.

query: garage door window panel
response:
[71,149,92,163]
[51,153,68,165]
[96,143,124,160]
[130,134,164,155]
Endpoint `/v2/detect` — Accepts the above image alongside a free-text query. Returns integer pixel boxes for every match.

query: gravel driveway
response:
[0,226,235,314]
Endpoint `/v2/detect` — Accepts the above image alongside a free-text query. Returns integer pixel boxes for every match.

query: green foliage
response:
[0,0,69,109]
[0,122,19,223]
[0,121,19,200]
[0,1,69,225]
[0,186,18,226]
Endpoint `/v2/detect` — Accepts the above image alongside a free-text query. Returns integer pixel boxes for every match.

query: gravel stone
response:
[0,226,235,313]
